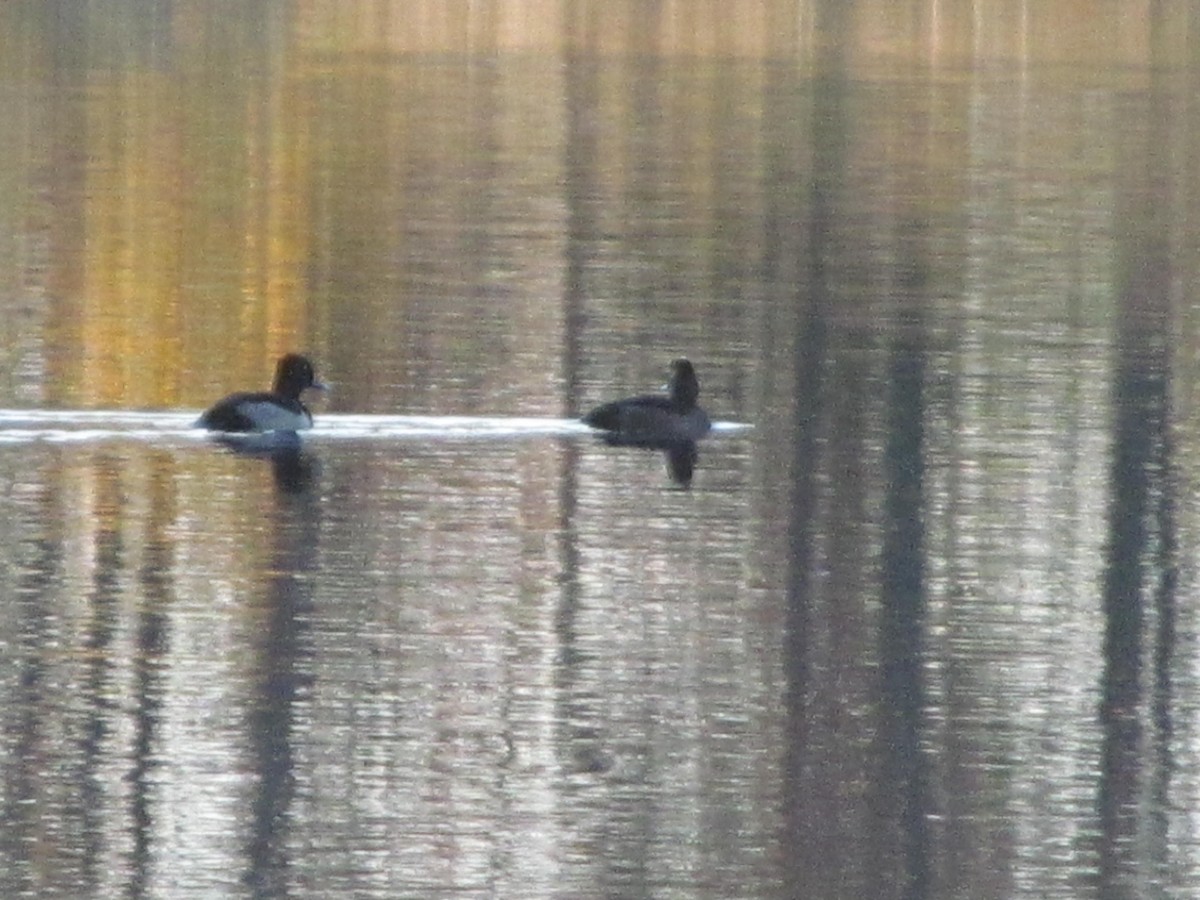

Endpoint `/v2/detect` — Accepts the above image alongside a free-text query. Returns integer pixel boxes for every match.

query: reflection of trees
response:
[1096,61,1178,895]
[2,1,1180,413]
[244,449,321,894]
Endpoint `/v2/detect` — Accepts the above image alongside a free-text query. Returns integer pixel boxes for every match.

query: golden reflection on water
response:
[0,1,1191,411]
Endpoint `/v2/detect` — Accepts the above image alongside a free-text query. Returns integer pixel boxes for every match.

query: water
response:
[0,407,759,898]
[3,2,1200,898]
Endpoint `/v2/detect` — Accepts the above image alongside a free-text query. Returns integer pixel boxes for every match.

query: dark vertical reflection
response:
[243,453,320,896]
[1,488,64,897]
[780,179,827,876]
[557,40,629,894]
[1147,325,1177,889]
[79,457,123,894]
[42,5,89,406]
[776,15,843,891]
[129,462,175,900]
[560,14,596,460]
[1143,23,1185,889]
[557,36,605,767]
[38,0,84,74]
[878,294,931,900]
[1097,286,1157,897]
[561,17,595,419]
[1095,73,1177,896]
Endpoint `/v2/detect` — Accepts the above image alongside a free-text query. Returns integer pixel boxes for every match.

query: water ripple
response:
[0,409,752,444]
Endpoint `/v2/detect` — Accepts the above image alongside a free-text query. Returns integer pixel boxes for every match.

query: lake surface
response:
[2,3,1200,898]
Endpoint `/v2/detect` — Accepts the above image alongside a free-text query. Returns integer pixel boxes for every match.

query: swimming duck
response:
[582,358,711,443]
[197,353,327,433]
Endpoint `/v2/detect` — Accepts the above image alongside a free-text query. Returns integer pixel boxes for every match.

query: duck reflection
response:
[243,441,321,895]
[204,429,323,891]
[210,431,319,494]
[593,432,701,486]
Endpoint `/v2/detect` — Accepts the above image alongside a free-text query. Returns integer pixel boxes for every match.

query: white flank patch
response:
[231,401,312,432]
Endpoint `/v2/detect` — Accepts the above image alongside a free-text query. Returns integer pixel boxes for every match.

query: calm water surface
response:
[3,4,1200,899]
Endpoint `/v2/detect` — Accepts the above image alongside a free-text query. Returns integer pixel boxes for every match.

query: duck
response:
[197,353,328,433]
[582,358,711,444]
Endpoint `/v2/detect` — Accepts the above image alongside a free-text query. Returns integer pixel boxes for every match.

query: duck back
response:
[198,392,313,433]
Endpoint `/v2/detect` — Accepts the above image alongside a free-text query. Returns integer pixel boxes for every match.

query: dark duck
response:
[197,353,327,433]
[583,358,711,444]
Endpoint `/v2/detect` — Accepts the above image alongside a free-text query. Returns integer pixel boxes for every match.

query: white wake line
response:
[316,415,598,437]
[0,410,753,444]
[0,409,197,426]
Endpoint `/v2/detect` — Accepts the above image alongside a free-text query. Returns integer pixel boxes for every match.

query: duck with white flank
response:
[197,354,328,433]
